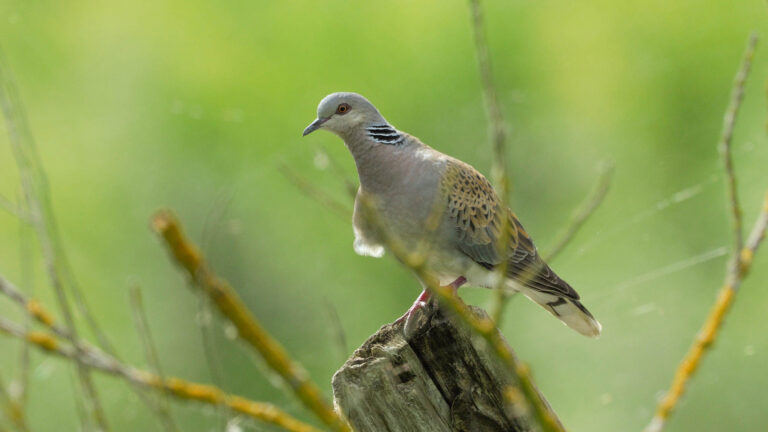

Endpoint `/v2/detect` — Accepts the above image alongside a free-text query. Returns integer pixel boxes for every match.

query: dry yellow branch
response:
[25,299,55,327]
[0,314,321,432]
[645,194,767,432]
[151,210,350,432]
[0,273,321,432]
[0,372,28,432]
[159,378,318,432]
[2,47,111,431]
[644,32,765,432]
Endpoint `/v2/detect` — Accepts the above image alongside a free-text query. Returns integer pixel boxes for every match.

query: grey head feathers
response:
[303,92,404,145]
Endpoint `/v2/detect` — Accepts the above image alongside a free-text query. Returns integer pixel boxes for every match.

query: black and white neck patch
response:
[366,124,404,145]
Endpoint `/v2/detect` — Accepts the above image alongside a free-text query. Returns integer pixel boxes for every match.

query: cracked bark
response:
[332,304,562,432]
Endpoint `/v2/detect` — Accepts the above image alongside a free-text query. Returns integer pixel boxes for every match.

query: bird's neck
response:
[340,127,411,195]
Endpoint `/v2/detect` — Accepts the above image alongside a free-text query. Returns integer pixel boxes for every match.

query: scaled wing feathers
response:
[443,161,579,300]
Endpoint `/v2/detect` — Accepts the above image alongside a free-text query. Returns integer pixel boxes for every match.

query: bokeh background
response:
[1,1,767,431]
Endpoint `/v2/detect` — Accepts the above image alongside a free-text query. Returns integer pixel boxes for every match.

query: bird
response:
[302,92,601,338]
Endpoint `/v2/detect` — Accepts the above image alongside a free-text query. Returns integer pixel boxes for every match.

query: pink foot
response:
[396,276,467,326]
[395,289,432,324]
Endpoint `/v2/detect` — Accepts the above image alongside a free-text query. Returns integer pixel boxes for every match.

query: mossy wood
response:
[332,305,563,431]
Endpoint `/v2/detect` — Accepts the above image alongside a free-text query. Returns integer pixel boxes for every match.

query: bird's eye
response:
[336,103,350,114]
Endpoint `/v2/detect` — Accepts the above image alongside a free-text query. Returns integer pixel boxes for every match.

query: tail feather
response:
[520,288,602,338]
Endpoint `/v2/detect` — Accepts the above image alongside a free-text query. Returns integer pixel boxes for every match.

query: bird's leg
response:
[395,290,431,324]
[396,276,467,325]
[448,276,468,291]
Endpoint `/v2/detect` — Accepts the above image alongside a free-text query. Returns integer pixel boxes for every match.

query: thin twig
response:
[0,274,58,331]
[0,273,318,432]
[15,192,33,413]
[468,0,509,190]
[467,0,571,338]
[279,162,352,221]
[197,192,238,429]
[0,52,110,432]
[323,300,349,365]
[314,144,358,199]
[0,373,28,432]
[195,293,232,430]
[0,316,321,432]
[469,0,517,336]
[129,286,180,432]
[0,47,118,358]
[2,43,165,427]
[0,194,29,222]
[491,163,613,324]
[151,211,351,432]
[644,32,763,432]
[0,272,232,431]
[489,288,515,328]
[644,193,768,432]
[544,162,614,262]
[720,33,757,270]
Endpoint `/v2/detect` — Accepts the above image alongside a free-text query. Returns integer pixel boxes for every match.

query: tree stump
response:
[332,303,563,432]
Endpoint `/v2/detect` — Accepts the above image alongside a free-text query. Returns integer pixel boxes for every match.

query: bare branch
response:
[129,286,179,432]
[1,272,242,431]
[743,194,768,261]
[194,293,231,429]
[469,0,518,341]
[491,163,613,324]
[644,32,764,432]
[468,0,509,193]
[544,162,614,262]
[0,47,110,431]
[151,210,350,432]
[279,162,352,221]
[645,193,768,432]
[0,373,28,432]
[314,144,358,199]
[720,32,758,266]
[323,300,349,365]
[0,315,321,432]
[12,197,33,417]
[0,194,30,222]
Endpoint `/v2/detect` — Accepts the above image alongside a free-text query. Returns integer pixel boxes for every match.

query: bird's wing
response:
[443,160,579,300]
[443,160,512,265]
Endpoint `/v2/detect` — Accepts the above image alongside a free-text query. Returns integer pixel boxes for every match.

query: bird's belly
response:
[424,251,503,288]
[355,206,509,290]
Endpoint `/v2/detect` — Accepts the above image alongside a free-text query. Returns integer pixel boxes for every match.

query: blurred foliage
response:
[0,1,767,431]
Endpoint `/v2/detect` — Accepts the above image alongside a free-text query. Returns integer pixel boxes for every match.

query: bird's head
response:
[303,92,386,137]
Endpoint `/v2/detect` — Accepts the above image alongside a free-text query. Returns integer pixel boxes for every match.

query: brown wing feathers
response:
[443,161,579,300]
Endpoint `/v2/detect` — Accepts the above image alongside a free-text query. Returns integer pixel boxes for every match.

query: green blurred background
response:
[1,1,767,431]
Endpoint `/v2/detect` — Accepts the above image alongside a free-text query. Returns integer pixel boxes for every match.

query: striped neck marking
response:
[366,124,404,145]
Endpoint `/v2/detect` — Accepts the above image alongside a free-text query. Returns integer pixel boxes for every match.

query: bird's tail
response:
[520,288,602,338]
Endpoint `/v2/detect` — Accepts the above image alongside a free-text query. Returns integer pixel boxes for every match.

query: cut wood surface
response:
[332,304,562,432]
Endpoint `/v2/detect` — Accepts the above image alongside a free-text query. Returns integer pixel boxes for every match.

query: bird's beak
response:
[302,117,328,136]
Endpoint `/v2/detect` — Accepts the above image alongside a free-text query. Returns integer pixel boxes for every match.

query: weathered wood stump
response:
[332,303,562,432]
